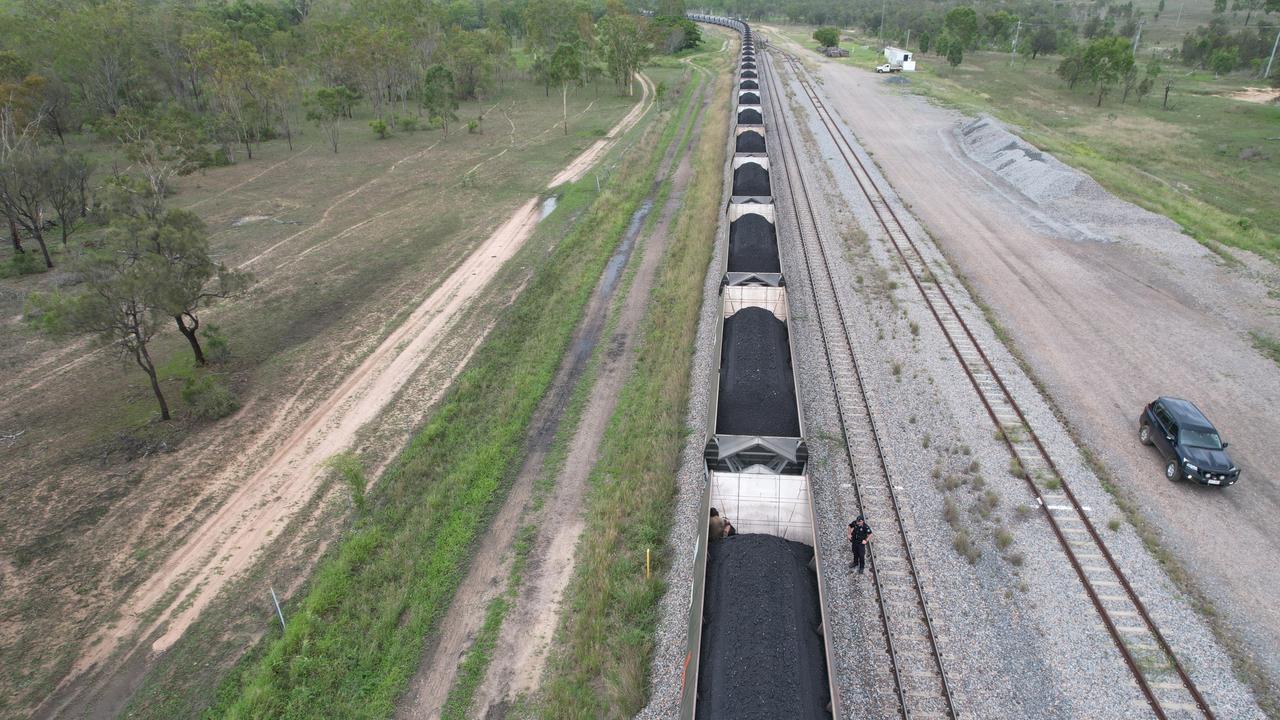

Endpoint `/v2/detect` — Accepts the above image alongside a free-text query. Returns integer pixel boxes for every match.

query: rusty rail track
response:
[773,48,1214,720]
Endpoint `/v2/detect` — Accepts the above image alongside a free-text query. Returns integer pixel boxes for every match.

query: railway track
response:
[772,48,1215,720]
[760,49,958,720]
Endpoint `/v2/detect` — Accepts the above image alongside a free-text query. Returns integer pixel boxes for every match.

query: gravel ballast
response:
[727,213,780,272]
[731,163,769,196]
[696,534,830,720]
[716,306,800,437]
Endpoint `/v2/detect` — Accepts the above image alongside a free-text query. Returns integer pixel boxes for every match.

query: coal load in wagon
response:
[716,307,799,437]
[739,79,759,90]
[728,213,778,272]
[735,130,765,154]
[731,162,769,196]
[696,534,830,720]
[740,69,757,78]
[739,91,760,105]
[741,61,756,70]
[737,107,763,125]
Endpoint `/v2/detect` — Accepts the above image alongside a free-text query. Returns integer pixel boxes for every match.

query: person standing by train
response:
[847,515,872,574]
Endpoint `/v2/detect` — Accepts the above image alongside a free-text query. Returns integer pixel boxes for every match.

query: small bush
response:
[201,323,231,364]
[1108,517,1122,531]
[892,361,902,378]
[930,465,942,479]
[922,434,931,449]
[326,451,367,512]
[1008,458,1026,479]
[943,474,964,491]
[370,118,391,139]
[942,497,960,527]
[399,116,419,132]
[967,459,979,473]
[969,474,985,490]
[953,529,980,564]
[1044,475,1062,491]
[1014,504,1033,520]
[181,373,239,420]
[3,251,45,277]
[995,526,1013,550]
[467,117,481,134]
[909,321,919,336]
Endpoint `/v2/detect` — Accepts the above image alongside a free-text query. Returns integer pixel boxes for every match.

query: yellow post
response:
[646,548,651,579]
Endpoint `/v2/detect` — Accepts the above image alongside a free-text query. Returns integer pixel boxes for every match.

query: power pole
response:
[1265,24,1280,80]
[905,28,911,49]
[1010,20,1022,65]
[879,0,888,47]
[1131,19,1144,56]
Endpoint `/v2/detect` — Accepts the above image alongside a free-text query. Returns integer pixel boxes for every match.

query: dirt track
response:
[807,52,1280,696]
[36,80,654,719]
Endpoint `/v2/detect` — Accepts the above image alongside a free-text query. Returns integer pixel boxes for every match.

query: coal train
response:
[679,17,842,720]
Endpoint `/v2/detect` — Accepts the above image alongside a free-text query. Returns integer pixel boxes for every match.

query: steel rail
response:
[776,49,1214,720]
[762,48,958,720]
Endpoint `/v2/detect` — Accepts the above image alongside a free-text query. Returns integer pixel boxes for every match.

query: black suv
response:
[1139,397,1239,486]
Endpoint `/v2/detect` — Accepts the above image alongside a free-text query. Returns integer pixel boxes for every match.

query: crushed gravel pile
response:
[716,306,799,437]
[735,130,765,153]
[732,163,769,196]
[955,116,1206,256]
[737,107,763,125]
[728,213,780,272]
[739,91,761,105]
[696,534,830,720]
[739,79,758,90]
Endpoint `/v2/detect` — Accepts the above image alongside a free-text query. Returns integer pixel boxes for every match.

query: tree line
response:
[2,0,697,422]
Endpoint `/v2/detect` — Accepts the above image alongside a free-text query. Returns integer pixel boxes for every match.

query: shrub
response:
[201,323,232,364]
[1108,517,1122,531]
[467,117,481,134]
[813,27,840,49]
[4,251,45,277]
[942,497,960,527]
[370,118,391,139]
[995,526,1013,550]
[399,116,419,133]
[181,373,239,420]
[326,451,367,512]
[953,529,980,563]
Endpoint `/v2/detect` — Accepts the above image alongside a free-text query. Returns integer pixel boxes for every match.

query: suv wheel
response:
[1165,461,1179,482]
[1139,423,1152,446]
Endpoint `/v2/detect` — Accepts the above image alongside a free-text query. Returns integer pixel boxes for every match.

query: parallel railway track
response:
[761,48,958,720]
[772,47,1215,720]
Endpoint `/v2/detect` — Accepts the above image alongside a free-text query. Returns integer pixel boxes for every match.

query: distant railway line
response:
[772,47,1216,720]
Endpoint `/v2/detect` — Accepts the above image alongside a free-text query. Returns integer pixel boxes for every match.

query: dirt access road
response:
[778,38,1280,698]
[396,59,711,718]
[36,77,653,720]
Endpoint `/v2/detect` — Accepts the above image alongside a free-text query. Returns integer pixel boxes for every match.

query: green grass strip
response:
[538,48,732,720]
[207,103,674,720]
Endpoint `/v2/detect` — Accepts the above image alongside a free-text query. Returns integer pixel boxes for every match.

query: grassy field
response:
[192,71,683,717]
[0,80,636,718]
[537,46,732,718]
[776,25,1280,262]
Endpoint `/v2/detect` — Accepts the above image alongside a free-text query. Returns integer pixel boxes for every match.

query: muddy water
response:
[568,199,654,365]
[539,195,558,220]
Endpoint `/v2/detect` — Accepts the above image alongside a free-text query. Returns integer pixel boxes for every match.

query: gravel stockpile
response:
[716,307,800,437]
[735,130,765,153]
[696,534,830,720]
[739,79,758,90]
[728,213,780,272]
[738,91,761,105]
[736,107,762,125]
[731,162,769,196]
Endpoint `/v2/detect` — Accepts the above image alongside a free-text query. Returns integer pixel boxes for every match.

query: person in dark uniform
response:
[847,515,872,574]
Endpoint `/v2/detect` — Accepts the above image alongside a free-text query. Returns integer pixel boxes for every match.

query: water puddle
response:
[569,198,655,364]
[539,195,559,220]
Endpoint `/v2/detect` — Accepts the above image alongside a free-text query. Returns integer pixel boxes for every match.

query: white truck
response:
[877,46,916,72]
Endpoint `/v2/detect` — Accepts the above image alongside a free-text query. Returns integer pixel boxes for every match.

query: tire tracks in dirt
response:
[35,82,654,720]
[394,67,711,720]
[546,73,655,189]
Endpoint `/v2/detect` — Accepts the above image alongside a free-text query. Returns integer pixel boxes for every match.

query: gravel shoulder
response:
[806,53,1280,706]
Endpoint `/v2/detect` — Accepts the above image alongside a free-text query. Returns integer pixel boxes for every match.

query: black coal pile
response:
[741,69,757,78]
[696,534,830,720]
[716,307,799,436]
[737,107,762,125]
[728,213,778,272]
[741,62,756,70]
[739,79,759,90]
[731,162,769,196]
[735,130,765,154]
[738,91,760,105]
